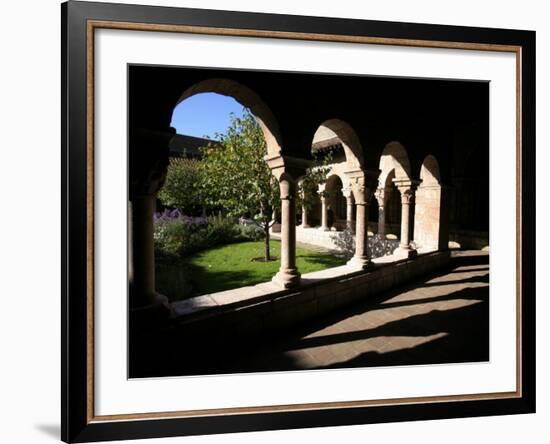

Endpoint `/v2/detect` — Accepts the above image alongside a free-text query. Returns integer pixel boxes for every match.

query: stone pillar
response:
[341,170,378,269]
[301,204,310,228]
[265,155,308,288]
[393,179,419,258]
[347,184,374,269]
[131,195,157,305]
[342,188,355,230]
[320,195,330,231]
[273,175,300,287]
[129,128,173,311]
[375,187,388,237]
[414,183,446,250]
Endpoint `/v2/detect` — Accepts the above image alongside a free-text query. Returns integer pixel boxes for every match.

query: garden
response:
[154,111,343,302]
[154,210,345,301]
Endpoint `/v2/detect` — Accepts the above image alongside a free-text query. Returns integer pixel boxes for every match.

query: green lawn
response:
[156,241,346,302]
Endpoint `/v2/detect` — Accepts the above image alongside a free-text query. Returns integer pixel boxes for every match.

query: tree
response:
[200,111,280,261]
[158,157,205,215]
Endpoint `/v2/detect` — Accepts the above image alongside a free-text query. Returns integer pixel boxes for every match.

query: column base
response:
[395,246,418,259]
[272,268,301,288]
[347,256,373,270]
[320,226,331,232]
[301,223,311,228]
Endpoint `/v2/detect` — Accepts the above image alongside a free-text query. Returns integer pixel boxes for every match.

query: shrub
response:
[154,211,247,258]
[235,223,264,241]
[202,214,239,246]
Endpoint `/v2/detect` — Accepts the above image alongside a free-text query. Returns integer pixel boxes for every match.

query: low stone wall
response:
[171,250,450,343]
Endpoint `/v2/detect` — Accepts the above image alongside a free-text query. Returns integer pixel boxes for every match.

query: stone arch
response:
[312,119,364,170]
[325,172,347,187]
[420,154,441,185]
[414,155,448,251]
[378,141,411,187]
[177,78,283,157]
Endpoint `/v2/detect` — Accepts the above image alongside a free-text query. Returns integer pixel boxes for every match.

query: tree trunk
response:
[264,223,271,261]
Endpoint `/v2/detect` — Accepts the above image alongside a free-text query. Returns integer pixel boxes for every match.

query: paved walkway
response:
[137,251,489,377]
[229,251,489,372]
[209,252,489,372]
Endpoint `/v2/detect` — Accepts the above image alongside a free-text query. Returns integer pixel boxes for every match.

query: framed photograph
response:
[62,1,535,442]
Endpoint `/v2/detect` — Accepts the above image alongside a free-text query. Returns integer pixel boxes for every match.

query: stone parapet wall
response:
[171,250,450,344]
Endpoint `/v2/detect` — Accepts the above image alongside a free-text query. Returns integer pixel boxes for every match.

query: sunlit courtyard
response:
[128,65,490,378]
[156,240,346,302]
[138,251,488,377]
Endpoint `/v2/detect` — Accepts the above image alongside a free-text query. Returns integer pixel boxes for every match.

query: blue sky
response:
[170,93,246,140]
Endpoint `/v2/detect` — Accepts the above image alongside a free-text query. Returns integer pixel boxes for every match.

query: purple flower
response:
[154,210,209,227]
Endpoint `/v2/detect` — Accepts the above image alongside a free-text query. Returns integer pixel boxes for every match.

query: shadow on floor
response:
[130,252,489,378]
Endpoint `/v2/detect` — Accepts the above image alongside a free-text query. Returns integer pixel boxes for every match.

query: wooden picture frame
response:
[62,1,535,442]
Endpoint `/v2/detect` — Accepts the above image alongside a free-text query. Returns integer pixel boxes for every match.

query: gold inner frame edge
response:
[85,19,523,423]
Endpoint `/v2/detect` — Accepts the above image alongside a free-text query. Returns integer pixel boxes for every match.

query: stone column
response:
[345,170,379,269]
[393,179,419,258]
[348,187,372,269]
[375,187,388,237]
[131,195,156,305]
[301,204,310,228]
[347,184,374,269]
[320,195,330,231]
[129,128,173,311]
[342,188,355,230]
[273,175,301,287]
[265,155,308,288]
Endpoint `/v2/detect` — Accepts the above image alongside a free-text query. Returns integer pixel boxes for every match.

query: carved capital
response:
[341,187,354,199]
[130,128,175,199]
[392,178,420,204]
[399,187,415,204]
[374,187,391,208]
[279,174,297,200]
[264,154,310,182]
[345,168,379,205]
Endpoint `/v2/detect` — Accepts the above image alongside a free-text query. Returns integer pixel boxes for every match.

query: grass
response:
[156,240,346,302]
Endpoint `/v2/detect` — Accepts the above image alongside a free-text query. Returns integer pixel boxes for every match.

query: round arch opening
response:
[175,78,283,157]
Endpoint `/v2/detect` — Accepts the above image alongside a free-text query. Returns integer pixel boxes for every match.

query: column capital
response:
[374,187,390,207]
[345,168,380,186]
[393,179,420,203]
[130,128,175,199]
[392,178,421,192]
[342,187,354,199]
[264,154,310,182]
[345,168,380,204]
[278,175,297,200]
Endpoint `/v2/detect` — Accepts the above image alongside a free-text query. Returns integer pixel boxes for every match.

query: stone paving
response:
[225,251,489,372]
[282,256,488,369]
[155,251,489,376]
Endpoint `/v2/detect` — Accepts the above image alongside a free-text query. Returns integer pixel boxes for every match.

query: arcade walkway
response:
[139,251,489,377]
[245,251,489,371]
